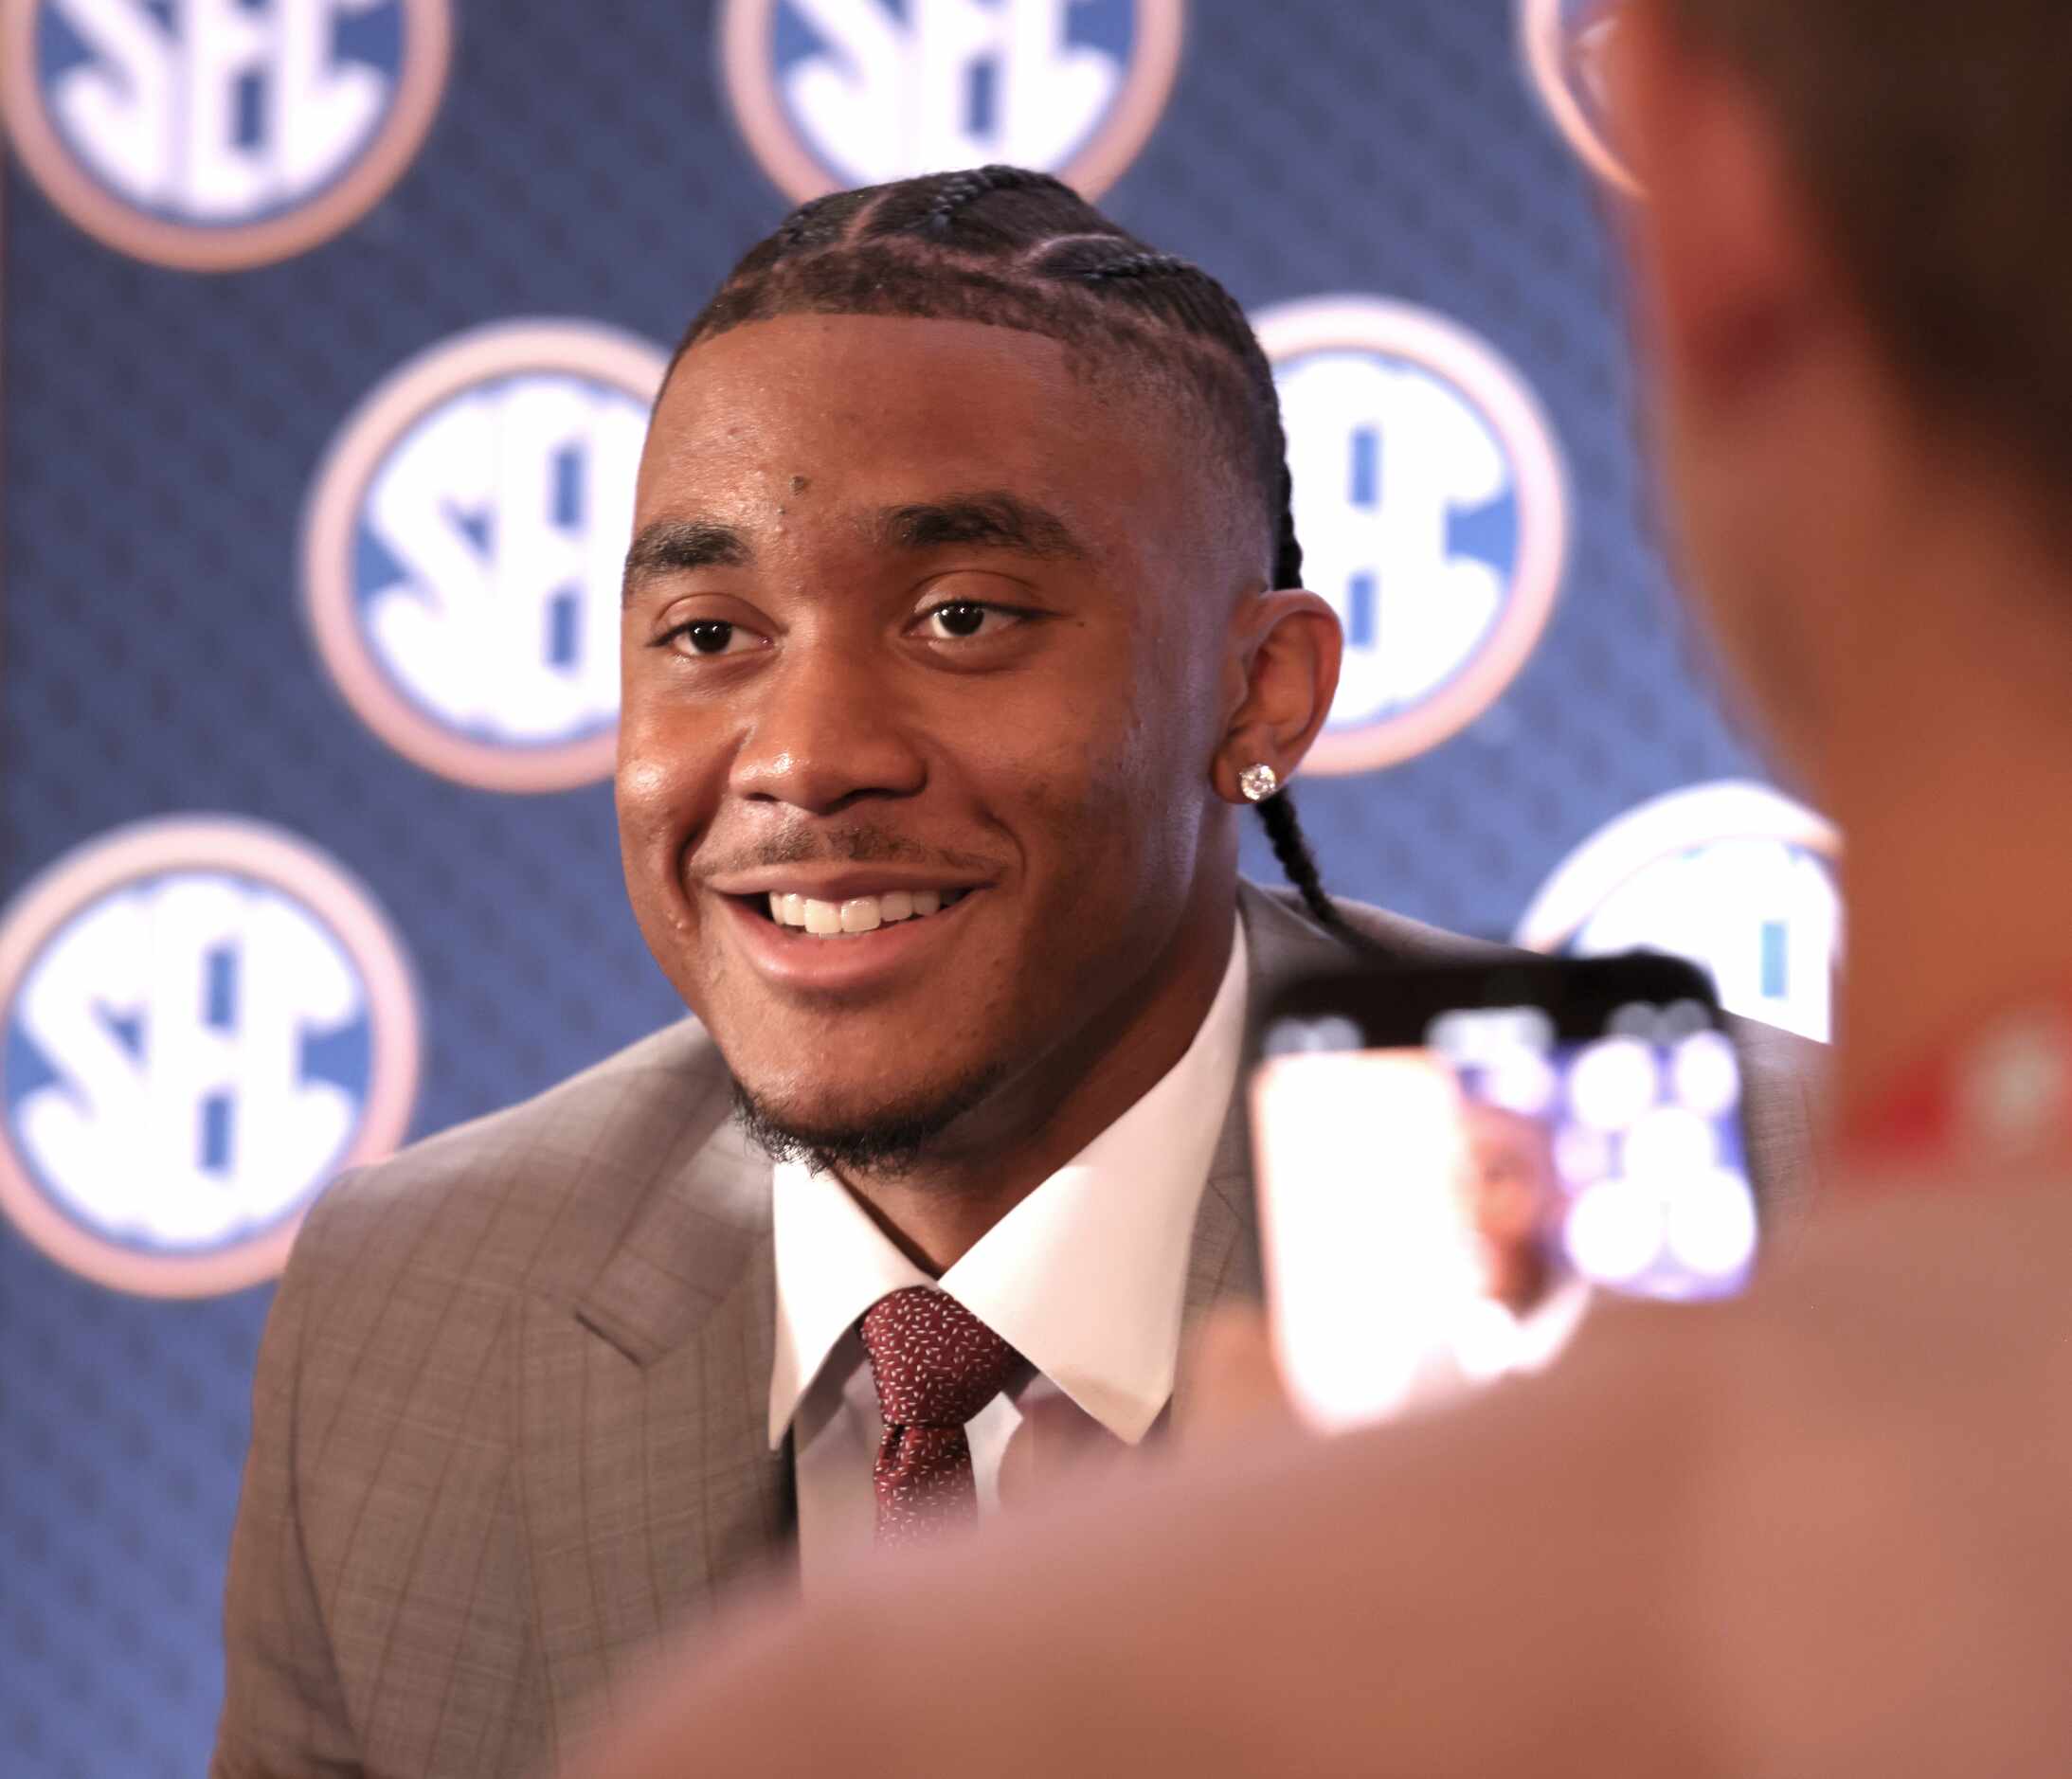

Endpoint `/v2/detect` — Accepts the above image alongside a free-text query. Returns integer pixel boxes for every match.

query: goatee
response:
[730,1064,1005,1180]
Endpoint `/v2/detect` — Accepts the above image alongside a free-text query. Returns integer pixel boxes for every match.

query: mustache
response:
[697,827,1000,877]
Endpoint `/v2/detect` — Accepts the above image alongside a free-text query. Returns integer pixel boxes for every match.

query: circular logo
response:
[0,0,451,271]
[1258,296,1569,777]
[0,818,421,1297]
[1520,0,1639,196]
[1517,781,1844,1042]
[721,0,1185,203]
[303,319,668,792]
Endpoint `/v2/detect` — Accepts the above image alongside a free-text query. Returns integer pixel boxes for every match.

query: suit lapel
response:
[517,1111,791,1752]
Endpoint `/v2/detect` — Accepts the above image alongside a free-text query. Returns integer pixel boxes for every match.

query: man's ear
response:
[1212,590,1342,803]
[1609,2,1828,416]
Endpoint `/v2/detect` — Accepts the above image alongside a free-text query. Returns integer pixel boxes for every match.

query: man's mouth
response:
[708,875,989,991]
[757,887,974,938]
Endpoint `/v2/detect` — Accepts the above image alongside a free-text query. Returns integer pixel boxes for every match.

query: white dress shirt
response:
[767,925,1249,1578]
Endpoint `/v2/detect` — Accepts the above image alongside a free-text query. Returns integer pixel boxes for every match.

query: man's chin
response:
[730,1064,1005,1181]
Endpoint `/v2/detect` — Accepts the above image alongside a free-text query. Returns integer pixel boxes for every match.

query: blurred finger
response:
[998,1392,1130,1513]
[1176,1303,1300,1448]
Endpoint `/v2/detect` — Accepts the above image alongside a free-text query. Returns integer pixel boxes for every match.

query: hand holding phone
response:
[1248,954,1756,1432]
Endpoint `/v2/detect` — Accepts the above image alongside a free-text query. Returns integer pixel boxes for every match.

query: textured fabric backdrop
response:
[0,3,1837,1771]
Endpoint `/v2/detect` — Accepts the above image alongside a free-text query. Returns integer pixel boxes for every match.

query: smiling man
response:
[616,298,1301,1279]
[211,169,1820,1779]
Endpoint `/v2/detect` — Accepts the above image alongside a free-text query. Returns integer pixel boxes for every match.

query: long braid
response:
[1251,459,1357,941]
[1254,790,1342,934]
[677,167,1365,943]
[1040,245,1358,940]
[1059,249,1348,939]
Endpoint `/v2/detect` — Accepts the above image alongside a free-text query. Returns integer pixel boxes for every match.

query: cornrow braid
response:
[1080,250,1193,282]
[1272,464,1305,591]
[675,166,1367,949]
[921,163,1066,234]
[1055,242,1350,943]
[1254,790,1343,937]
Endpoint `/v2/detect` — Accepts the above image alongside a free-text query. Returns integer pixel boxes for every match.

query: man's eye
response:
[667,620,757,656]
[918,602,1016,640]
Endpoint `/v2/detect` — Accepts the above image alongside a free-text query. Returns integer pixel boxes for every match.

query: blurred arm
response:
[573,1303,1732,1779]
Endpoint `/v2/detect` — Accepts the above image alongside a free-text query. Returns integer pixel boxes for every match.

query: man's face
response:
[618,314,1243,1156]
[1453,1100,1559,1312]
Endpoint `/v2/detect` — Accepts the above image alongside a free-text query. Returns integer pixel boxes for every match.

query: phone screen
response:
[1250,988,1755,1432]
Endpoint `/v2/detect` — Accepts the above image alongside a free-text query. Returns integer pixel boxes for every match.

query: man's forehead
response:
[643,335,1143,506]
[622,489,1095,599]
[657,311,1083,420]
[637,308,1254,582]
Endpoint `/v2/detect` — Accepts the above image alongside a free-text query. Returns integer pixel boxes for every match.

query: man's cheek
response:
[621,720,727,853]
[614,795,687,921]
[615,747,678,818]
[1018,766,1157,917]
[1078,712,1202,867]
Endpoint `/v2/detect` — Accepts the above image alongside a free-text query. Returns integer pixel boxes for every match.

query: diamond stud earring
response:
[1239,763,1279,803]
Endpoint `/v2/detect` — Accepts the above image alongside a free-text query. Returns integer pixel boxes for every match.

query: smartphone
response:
[1247,952,1755,1433]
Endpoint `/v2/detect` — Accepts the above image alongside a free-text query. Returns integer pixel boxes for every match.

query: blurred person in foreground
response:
[575,1,2072,1772]
[211,163,1822,1776]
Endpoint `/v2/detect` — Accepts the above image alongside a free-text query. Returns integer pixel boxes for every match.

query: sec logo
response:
[1257,296,1569,777]
[1520,0,1639,195]
[303,320,668,792]
[0,818,420,1298]
[0,0,450,271]
[1517,781,1844,1042]
[721,0,1185,203]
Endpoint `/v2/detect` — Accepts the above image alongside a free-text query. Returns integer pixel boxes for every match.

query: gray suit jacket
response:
[210,885,1823,1778]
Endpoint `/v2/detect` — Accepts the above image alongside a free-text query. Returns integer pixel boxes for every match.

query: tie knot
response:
[859,1287,1020,1429]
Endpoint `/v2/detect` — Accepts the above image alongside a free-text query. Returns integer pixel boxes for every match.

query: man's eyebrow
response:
[877,491,1090,562]
[622,519,751,602]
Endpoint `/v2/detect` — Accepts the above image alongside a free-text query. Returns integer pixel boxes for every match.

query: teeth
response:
[766,887,968,937]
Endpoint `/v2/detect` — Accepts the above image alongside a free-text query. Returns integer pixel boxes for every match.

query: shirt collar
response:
[767,922,1249,1449]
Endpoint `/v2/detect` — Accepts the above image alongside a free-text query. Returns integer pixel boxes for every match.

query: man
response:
[1454,1097,1563,1320]
[572,2,2072,1773]
[1441,1095,1589,1386]
[212,171,1816,1776]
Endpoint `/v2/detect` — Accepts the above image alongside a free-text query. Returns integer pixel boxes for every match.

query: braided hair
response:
[676,166,1353,941]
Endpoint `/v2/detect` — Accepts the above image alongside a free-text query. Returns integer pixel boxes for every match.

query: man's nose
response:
[728,641,928,815]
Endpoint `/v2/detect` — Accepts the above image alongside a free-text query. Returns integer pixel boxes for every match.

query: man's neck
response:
[1822,526,2072,1141]
[841,893,1241,1274]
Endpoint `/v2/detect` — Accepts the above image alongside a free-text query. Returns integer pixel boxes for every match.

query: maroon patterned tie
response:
[858,1286,1022,1544]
